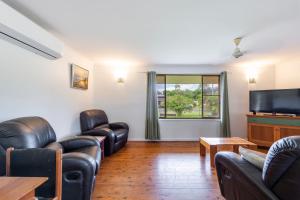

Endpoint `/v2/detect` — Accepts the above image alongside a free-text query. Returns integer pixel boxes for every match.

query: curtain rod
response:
[137,72,228,75]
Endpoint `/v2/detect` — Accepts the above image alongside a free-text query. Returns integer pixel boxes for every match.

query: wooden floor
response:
[93,142,224,200]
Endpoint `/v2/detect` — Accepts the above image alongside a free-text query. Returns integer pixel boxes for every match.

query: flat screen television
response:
[250,89,300,116]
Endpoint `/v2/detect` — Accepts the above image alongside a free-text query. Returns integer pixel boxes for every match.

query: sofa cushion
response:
[72,146,101,173]
[59,136,100,152]
[95,124,110,129]
[114,129,128,142]
[239,146,266,170]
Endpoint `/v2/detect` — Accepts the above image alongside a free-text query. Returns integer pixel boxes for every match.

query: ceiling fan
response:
[232,37,244,58]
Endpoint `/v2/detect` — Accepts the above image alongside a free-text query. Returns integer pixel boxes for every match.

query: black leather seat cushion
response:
[95,124,109,129]
[72,145,101,172]
[114,129,128,142]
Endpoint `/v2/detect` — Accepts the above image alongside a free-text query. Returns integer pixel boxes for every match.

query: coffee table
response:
[0,177,48,200]
[199,137,257,168]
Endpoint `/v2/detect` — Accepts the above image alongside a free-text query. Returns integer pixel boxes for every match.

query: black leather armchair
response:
[215,136,300,200]
[80,109,129,156]
[0,117,101,200]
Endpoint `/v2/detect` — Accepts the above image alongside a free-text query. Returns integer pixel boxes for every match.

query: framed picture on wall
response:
[71,64,89,90]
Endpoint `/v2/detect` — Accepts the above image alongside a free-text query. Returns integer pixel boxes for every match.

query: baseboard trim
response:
[128,138,199,142]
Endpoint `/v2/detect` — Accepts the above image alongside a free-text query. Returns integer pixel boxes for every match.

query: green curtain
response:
[145,71,160,140]
[220,71,231,137]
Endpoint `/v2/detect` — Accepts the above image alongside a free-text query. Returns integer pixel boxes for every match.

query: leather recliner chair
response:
[0,116,101,200]
[215,136,300,200]
[80,109,129,156]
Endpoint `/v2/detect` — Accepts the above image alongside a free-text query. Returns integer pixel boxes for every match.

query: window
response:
[156,74,220,119]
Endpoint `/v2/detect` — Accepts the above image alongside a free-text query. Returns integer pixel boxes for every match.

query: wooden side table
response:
[95,136,106,161]
[0,177,47,200]
[199,137,257,168]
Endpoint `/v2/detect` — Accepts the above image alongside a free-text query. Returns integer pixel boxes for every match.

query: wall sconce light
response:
[247,68,257,85]
[249,77,256,84]
[117,77,125,83]
[114,69,127,84]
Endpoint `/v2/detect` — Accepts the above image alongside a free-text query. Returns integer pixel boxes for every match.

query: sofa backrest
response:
[262,136,300,199]
[0,116,57,176]
[80,109,108,131]
[0,116,57,149]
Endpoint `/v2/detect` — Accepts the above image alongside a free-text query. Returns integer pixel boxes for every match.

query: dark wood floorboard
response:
[93,141,224,200]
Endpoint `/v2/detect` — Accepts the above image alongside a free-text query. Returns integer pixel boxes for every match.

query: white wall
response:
[0,34,277,141]
[94,64,275,141]
[0,39,94,139]
[275,57,300,89]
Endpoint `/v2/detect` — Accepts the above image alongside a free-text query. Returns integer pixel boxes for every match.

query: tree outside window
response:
[156,74,220,119]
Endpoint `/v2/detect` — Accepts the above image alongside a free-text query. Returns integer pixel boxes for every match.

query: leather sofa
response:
[215,136,300,200]
[0,117,101,200]
[80,109,129,156]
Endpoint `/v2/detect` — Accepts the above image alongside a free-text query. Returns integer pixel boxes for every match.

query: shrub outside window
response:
[156,74,220,119]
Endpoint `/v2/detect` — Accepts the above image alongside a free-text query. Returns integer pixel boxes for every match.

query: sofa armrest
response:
[82,128,117,156]
[44,142,63,151]
[215,152,279,200]
[59,136,100,152]
[82,128,115,138]
[109,122,129,130]
[62,152,96,200]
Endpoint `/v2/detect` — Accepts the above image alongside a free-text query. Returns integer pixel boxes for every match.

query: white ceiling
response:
[3,0,300,65]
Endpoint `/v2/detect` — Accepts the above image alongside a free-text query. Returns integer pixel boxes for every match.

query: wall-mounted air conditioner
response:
[0,1,64,59]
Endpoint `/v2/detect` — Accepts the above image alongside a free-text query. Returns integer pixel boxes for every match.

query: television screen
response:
[250,89,300,115]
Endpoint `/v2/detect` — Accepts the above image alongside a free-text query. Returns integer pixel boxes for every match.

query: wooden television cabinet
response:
[247,114,300,147]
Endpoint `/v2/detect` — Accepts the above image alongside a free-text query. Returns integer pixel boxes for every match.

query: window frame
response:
[156,74,221,120]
